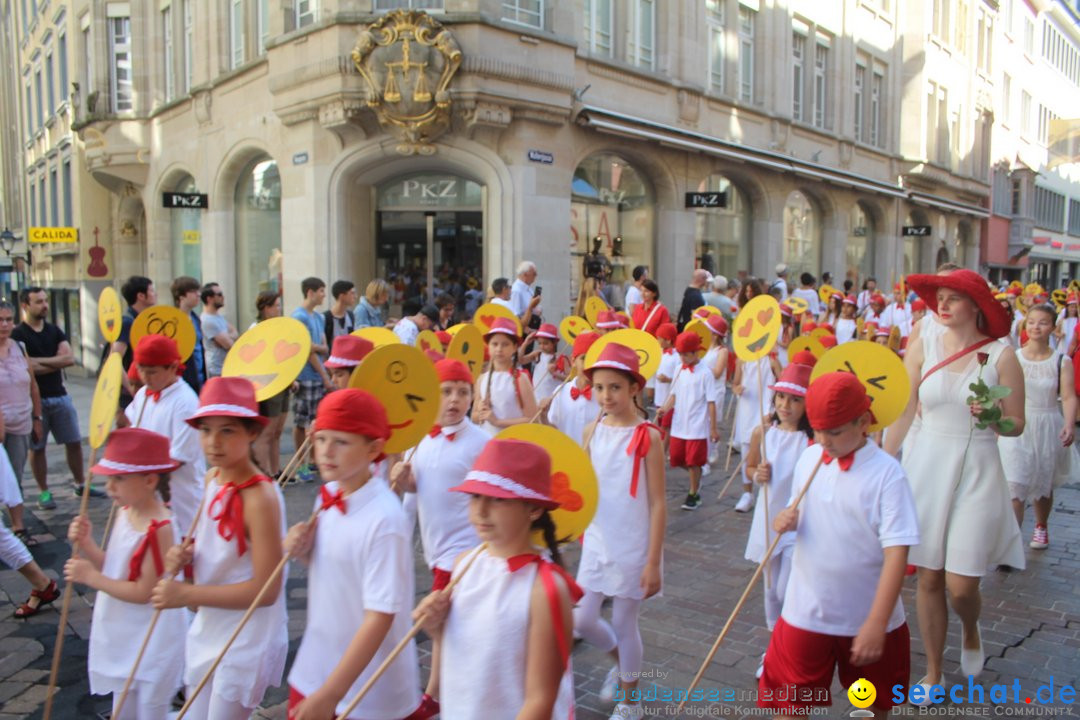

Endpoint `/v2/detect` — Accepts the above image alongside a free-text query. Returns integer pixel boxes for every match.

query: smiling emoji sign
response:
[130,305,197,362]
[348,344,439,453]
[89,353,123,449]
[222,317,312,401]
[446,323,484,380]
[559,315,592,346]
[98,287,122,344]
[847,678,876,710]
[733,295,782,362]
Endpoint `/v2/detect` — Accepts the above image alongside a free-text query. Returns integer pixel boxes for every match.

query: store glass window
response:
[694,174,750,280]
[847,203,875,286]
[782,190,820,278]
[234,156,281,328]
[171,174,202,280]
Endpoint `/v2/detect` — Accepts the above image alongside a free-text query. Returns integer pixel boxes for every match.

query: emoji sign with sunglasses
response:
[348,344,440,453]
[130,306,198,362]
[222,317,312,401]
[98,287,122,344]
[733,295,783,362]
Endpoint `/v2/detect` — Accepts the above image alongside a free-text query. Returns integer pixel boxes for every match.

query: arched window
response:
[903,211,926,276]
[571,153,654,308]
[847,203,875,286]
[234,155,281,329]
[170,174,202,279]
[694,174,750,280]
[782,190,820,278]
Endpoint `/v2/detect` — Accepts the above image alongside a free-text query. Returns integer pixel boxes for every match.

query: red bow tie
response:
[146,389,163,403]
[127,518,171,581]
[663,348,674,355]
[208,475,270,556]
[822,449,857,471]
[570,385,592,401]
[428,425,457,441]
[681,363,695,372]
[319,485,347,514]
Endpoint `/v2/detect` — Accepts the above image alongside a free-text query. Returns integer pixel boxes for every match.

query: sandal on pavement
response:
[14,579,60,619]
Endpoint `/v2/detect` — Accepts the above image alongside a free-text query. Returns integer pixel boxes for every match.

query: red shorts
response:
[669,437,707,468]
[758,617,910,712]
[289,687,428,720]
[431,567,452,592]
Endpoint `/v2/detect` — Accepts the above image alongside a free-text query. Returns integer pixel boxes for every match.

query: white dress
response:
[88,511,186,704]
[1059,316,1077,355]
[577,422,659,600]
[999,351,1075,502]
[477,369,523,436]
[745,426,809,564]
[733,360,775,449]
[441,547,576,720]
[835,318,857,344]
[902,338,1025,575]
[532,352,562,403]
[185,477,289,707]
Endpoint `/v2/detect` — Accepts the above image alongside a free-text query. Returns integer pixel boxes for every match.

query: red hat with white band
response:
[595,310,625,329]
[572,331,600,359]
[185,377,268,428]
[843,295,857,306]
[91,428,181,476]
[324,334,374,369]
[535,323,559,340]
[584,342,647,388]
[768,362,813,398]
[875,325,892,338]
[789,350,818,368]
[483,317,521,343]
[705,314,728,337]
[450,438,559,509]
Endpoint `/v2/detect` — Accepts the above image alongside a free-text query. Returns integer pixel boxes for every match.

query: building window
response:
[707,0,724,92]
[738,5,755,102]
[62,159,72,225]
[793,32,806,122]
[235,156,282,329]
[848,203,875,285]
[163,7,174,100]
[182,0,193,92]
[813,39,828,129]
[45,51,55,117]
[1038,105,1060,147]
[1069,199,1080,236]
[58,31,68,101]
[1011,179,1022,215]
[28,176,36,225]
[584,0,612,56]
[1021,90,1032,136]
[374,0,443,8]
[230,0,245,69]
[49,167,58,226]
[297,0,316,27]
[627,0,654,69]
[82,25,92,98]
[1033,186,1066,232]
[1004,0,1014,34]
[783,190,821,278]
[502,0,542,29]
[695,174,751,281]
[954,0,968,53]
[38,178,45,228]
[1023,16,1034,55]
[852,61,863,139]
[108,16,133,112]
[976,8,992,73]
[870,68,882,147]
[932,0,950,41]
[257,0,269,54]
[34,67,43,129]
[1001,74,1011,124]
[172,175,203,280]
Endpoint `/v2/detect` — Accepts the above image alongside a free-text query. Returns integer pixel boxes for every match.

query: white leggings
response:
[184,683,255,720]
[573,591,644,683]
[109,681,171,720]
[762,545,794,630]
[0,523,32,570]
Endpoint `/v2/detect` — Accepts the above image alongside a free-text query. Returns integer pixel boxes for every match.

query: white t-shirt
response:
[393,317,420,346]
[413,420,487,571]
[510,278,537,317]
[653,349,679,409]
[624,284,643,315]
[531,352,562,402]
[791,287,822,317]
[701,345,727,405]
[288,478,420,719]
[547,380,600,446]
[770,277,790,300]
[782,443,920,637]
[669,360,717,440]
[490,296,514,311]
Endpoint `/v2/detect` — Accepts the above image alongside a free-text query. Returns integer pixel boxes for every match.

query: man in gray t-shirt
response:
[200,283,237,377]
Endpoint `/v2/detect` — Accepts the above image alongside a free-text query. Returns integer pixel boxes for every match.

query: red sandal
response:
[14,579,60,619]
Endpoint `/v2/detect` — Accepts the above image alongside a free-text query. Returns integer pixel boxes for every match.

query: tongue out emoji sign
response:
[732,295,783,362]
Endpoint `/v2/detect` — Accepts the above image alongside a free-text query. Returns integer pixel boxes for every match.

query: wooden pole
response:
[100,502,117,551]
[528,369,577,424]
[42,447,97,720]
[278,435,312,488]
[755,358,769,590]
[676,456,825,716]
[716,457,745,501]
[332,544,488,720]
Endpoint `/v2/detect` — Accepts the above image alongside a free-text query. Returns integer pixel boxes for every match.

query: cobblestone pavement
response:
[1,378,1078,719]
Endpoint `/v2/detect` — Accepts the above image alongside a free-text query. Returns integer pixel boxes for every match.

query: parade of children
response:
[9,266,1080,720]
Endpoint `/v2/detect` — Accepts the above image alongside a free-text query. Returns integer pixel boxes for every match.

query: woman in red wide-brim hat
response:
[884,269,1026,698]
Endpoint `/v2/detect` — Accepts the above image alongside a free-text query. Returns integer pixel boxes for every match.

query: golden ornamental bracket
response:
[351,10,462,155]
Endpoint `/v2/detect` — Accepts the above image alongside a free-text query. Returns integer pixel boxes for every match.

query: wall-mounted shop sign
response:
[163,192,209,209]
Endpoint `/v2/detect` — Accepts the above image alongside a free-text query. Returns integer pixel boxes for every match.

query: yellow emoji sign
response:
[348,344,440,453]
[819,284,840,304]
[559,315,593,346]
[415,330,443,356]
[584,329,663,382]
[787,335,825,359]
[352,326,401,348]
[473,302,522,336]
[1051,288,1067,309]
[584,296,609,328]
[222,317,312,402]
[684,318,714,353]
[811,341,909,432]
[847,678,876,710]
[89,353,123,449]
[130,305,197,363]
[497,424,598,543]
[98,287,123,344]
[691,305,723,320]
[810,327,834,341]
[732,295,782,362]
[784,296,810,316]
[446,323,484,380]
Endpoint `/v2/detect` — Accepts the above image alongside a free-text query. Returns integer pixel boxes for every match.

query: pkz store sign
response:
[685,191,728,209]
[163,192,209,209]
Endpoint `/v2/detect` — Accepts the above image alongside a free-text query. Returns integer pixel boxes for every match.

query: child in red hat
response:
[742,358,814,680]
[125,334,205,534]
[522,323,566,404]
[657,331,719,510]
[152,376,286,719]
[759,372,919,718]
[576,344,665,719]
[595,310,627,333]
[701,314,730,467]
[544,331,601,446]
[473,318,537,436]
[324,334,374,389]
[1057,291,1078,357]
[65,428,186,718]
[652,323,679,418]
[285,388,428,720]
[414,438,581,720]
[836,295,858,344]
[390,358,488,713]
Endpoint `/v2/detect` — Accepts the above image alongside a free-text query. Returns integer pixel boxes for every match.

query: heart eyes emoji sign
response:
[222,317,312,401]
[98,287,123,344]
[559,316,592,346]
[732,295,782,362]
[348,344,440,453]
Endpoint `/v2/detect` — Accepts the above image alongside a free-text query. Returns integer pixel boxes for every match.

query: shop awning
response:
[578,106,988,216]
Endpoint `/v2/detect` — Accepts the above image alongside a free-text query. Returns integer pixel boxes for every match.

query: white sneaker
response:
[610,702,644,719]
[702,463,711,476]
[734,491,754,513]
[599,664,620,702]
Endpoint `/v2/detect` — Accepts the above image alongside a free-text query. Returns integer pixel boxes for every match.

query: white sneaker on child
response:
[599,665,620,702]
[610,702,645,719]
[734,491,754,513]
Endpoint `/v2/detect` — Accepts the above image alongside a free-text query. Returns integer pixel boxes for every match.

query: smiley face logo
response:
[847,678,876,709]
[131,305,197,362]
[811,340,910,432]
[732,295,782,362]
[98,287,123,344]
[349,344,440,453]
[446,323,484,380]
[89,353,124,449]
[415,330,443,356]
[222,317,312,401]
[559,315,592,345]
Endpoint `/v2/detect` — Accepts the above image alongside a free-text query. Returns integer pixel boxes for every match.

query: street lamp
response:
[0,228,31,267]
